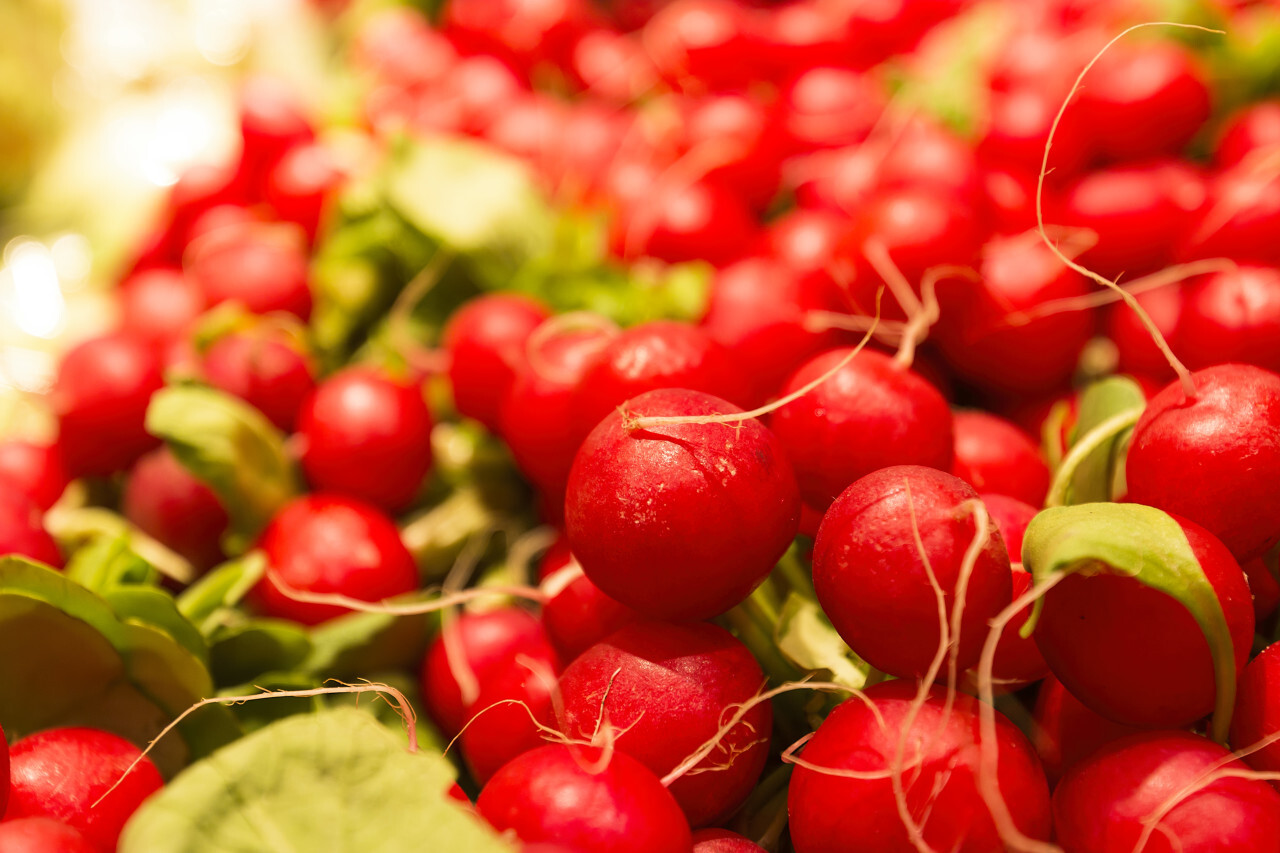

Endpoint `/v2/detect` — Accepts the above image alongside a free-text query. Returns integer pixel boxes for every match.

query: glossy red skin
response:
[814,466,1012,679]
[249,494,419,626]
[460,655,559,786]
[297,367,433,513]
[565,389,801,621]
[752,2,858,80]
[1243,555,1280,622]
[202,330,316,433]
[770,348,954,512]
[1107,284,1183,383]
[1174,266,1280,375]
[788,681,1051,853]
[444,293,551,432]
[569,321,750,445]
[420,607,557,739]
[541,569,639,662]
[1035,514,1254,728]
[1216,101,1280,167]
[53,334,165,478]
[789,145,883,215]
[0,442,68,511]
[980,167,1047,235]
[549,105,630,198]
[951,411,1050,508]
[4,728,164,852]
[679,94,785,211]
[611,178,758,267]
[117,268,205,348]
[643,0,759,93]
[1053,730,1280,853]
[1126,364,1280,562]
[779,66,885,153]
[1032,673,1146,786]
[1075,41,1212,164]
[185,223,313,320]
[477,744,693,853]
[122,447,228,571]
[1184,165,1280,266]
[691,828,765,852]
[558,622,771,827]
[444,0,596,72]
[1230,641,1280,774]
[265,142,342,244]
[979,86,1090,179]
[0,818,96,853]
[877,119,982,208]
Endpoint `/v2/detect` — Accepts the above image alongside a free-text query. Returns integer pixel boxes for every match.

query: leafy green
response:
[208,618,312,687]
[177,552,267,636]
[46,506,194,585]
[1045,376,1146,507]
[776,592,874,690]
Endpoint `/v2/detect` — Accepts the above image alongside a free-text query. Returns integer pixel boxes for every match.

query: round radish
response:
[1183,162,1280,266]
[1215,100,1280,167]
[264,141,342,244]
[1229,640,1280,774]
[185,222,313,320]
[557,621,771,827]
[0,818,96,853]
[460,654,559,786]
[692,828,765,852]
[1244,555,1280,623]
[0,441,69,511]
[443,293,551,432]
[0,491,61,569]
[643,0,756,93]
[236,76,314,193]
[1175,265,1280,375]
[610,178,757,267]
[1106,283,1183,383]
[541,566,640,663]
[565,388,800,621]
[117,267,206,349]
[1031,673,1147,786]
[122,446,228,572]
[779,65,884,151]
[202,328,316,433]
[477,743,693,853]
[679,94,785,211]
[951,411,1050,508]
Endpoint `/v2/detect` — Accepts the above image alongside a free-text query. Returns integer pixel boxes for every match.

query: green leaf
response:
[302,596,435,679]
[64,533,157,591]
[776,591,874,690]
[1023,503,1238,742]
[119,708,515,853]
[46,506,195,585]
[177,552,267,636]
[1045,376,1146,507]
[146,386,300,551]
[208,618,312,687]
[104,586,209,665]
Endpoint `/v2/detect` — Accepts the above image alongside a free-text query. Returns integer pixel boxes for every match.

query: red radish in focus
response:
[117,268,206,348]
[0,818,96,852]
[460,655,560,785]
[477,744,693,853]
[565,389,800,621]
[770,348,954,512]
[541,565,640,662]
[122,446,228,571]
[787,680,1051,853]
[0,441,68,511]
[1244,555,1280,623]
[249,494,419,626]
[1052,730,1280,852]
[1126,364,1280,563]
[443,293,551,432]
[1230,640,1280,777]
[53,334,165,478]
[185,222,313,320]
[265,141,343,244]
[557,621,771,827]
[297,367,432,513]
[1031,673,1147,786]
[812,465,1012,679]
[692,828,765,852]
[951,411,1051,507]
[4,727,164,852]
[202,329,316,433]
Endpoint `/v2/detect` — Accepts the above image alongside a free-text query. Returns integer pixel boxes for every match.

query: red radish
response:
[787,680,1051,853]
[812,465,1013,679]
[753,1,857,78]
[951,411,1051,508]
[477,744,693,853]
[569,29,657,104]
[52,334,165,478]
[117,268,205,348]
[565,389,800,621]
[443,0,595,72]
[1243,555,1280,623]
[265,141,343,244]
[769,348,954,512]
[557,622,771,827]
[1033,514,1254,728]
[1126,364,1280,563]
[352,8,457,88]
[779,66,885,152]
[297,367,433,513]
[1174,265,1280,375]
[0,441,68,511]
[236,76,314,193]
[420,607,557,739]
[121,446,228,571]
[1231,640,1280,775]
[541,567,640,662]
[980,166,1045,235]
[249,494,419,626]
[611,177,757,267]
[1183,162,1280,266]
[979,85,1091,179]
[0,491,62,568]
[643,0,758,93]
[460,655,559,785]
[447,55,528,135]
[876,118,983,208]
[1053,730,1280,852]
[1106,283,1183,382]
[1031,673,1147,786]
[678,94,785,210]
[763,209,847,280]
[0,818,96,852]
[691,828,765,852]
[789,145,883,216]
[1215,100,1280,167]
[202,329,316,433]
[483,94,569,175]
[443,293,551,432]
[4,727,164,852]
[185,222,313,321]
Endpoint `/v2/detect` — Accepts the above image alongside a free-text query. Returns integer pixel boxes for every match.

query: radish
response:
[476,743,693,852]
[1181,161,1280,266]
[643,0,757,93]
[443,293,551,432]
[1229,640,1280,775]
[1243,555,1280,622]
[1031,673,1147,786]
[787,680,1051,853]
[0,818,96,853]
[556,621,771,827]
[1215,100,1280,167]
[1125,363,1280,563]
[1105,282,1183,383]
[1174,265,1280,375]
[778,66,885,152]
[460,653,559,785]
[3,727,164,852]
[352,8,457,90]
[812,465,1012,679]
[568,28,656,104]
[117,267,206,349]
[769,348,953,512]
[0,491,62,568]
[564,388,800,621]
[0,441,68,511]
[249,494,420,625]
[610,177,757,267]
[185,222,313,321]
[951,411,1051,508]
[541,564,640,662]
[679,94,786,210]
[691,828,765,852]
[122,446,229,572]
[1052,730,1280,852]
[52,334,165,477]
[201,328,316,433]
[236,76,314,194]
[264,141,343,244]
[297,367,433,513]
[978,85,1090,179]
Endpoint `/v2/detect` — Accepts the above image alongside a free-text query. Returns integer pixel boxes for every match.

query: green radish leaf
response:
[1045,376,1146,507]
[208,618,311,687]
[302,595,436,679]
[177,551,267,635]
[45,506,195,585]
[64,533,157,591]
[104,586,209,665]
[1023,503,1238,742]
[776,591,874,690]
[146,386,300,552]
[118,709,513,853]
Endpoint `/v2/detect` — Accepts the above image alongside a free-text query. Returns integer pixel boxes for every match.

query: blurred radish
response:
[202,329,316,433]
[185,222,313,321]
[122,446,229,572]
[0,441,68,511]
[444,293,551,432]
[117,268,206,349]
[265,141,343,244]
[0,491,62,568]
[1175,265,1280,375]
[0,818,96,853]
[1215,100,1280,167]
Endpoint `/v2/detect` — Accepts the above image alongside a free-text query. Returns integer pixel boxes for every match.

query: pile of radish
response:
[5,0,1280,849]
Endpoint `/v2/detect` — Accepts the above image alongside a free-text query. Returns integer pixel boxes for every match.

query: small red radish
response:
[1126,364,1280,563]
[460,655,559,786]
[1215,100,1280,167]
[0,818,96,853]
[1181,162,1280,266]
[1106,283,1183,383]
[679,94,786,210]
[4,727,164,852]
[185,222,313,321]
[812,465,1012,679]
[477,743,693,853]
[610,178,757,267]
[692,828,765,852]
[0,441,68,511]
[443,293,551,432]
[1243,555,1280,623]
[569,28,656,104]
[1031,673,1147,786]
[565,388,800,621]
[201,328,316,433]
[787,680,1051,853]
[1174,265,1280,375]
[52,334,165,478]
[0,491,61,569]
[446,55,528,136]
[420,607,558,739]
[1053,730,1280,852]
[951,411,1050,508]
[297,367,432,513]
[769,348,953,512]
[557,621,771,827]
[236,76,314,193]
[778,66,885,152]
[762,209,847,278]
[250,494,419,626]
[979,85,1090,179]
[876,118,982,208]
[264,141,343,244]
[352,8,457,88]
[541,566,640,662]
[1229,640,1280,774]
[122,446,228,572]
[117,267,206,349]
[643,0,757,93]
